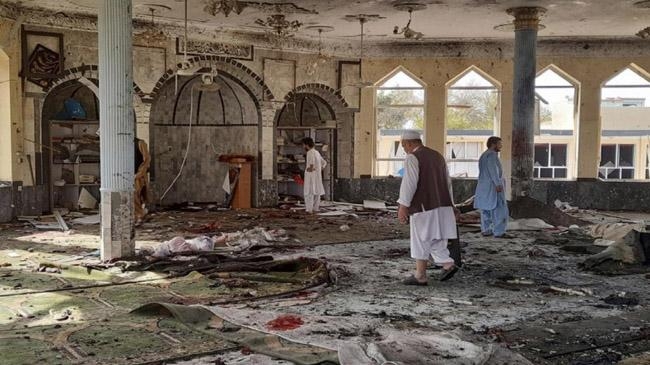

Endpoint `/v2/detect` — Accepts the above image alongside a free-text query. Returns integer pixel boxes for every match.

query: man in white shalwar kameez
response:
[303,137,327,214]
[397,130,459,285]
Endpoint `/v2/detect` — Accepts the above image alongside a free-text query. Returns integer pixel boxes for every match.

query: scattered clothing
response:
[151,236,215,258]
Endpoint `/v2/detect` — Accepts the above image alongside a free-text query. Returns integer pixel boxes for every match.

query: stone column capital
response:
[507,7,546,31]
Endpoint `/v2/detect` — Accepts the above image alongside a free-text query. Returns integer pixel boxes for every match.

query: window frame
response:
[533,143,569,179]
[599,144,636,180]
[374,69,426,176]
[446,69,501,137]
[444,68,500,178]
[446,141,484,178]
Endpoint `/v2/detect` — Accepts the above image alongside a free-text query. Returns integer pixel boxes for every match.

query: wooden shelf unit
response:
[275,126,335,200]
[49,120,100,210]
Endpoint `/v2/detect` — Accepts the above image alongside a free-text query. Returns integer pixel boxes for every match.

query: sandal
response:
[402,275,428,286]
[439,265,459,282]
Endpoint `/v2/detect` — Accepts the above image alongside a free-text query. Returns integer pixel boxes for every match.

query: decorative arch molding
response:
[537,64,580,87]
[149,55,274,102]
[601,62,650,86]
[284,83,350,114]
[446,65,501,88]
[40,65,148,129]
[375,65,427,87]
[41,64,145,100]
[280,82,355,181]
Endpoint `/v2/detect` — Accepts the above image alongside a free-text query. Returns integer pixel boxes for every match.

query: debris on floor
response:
[1,206,649,365]
[509,196,588,227]
[581,222,650,272]
[71,214,100,225]
[362,200,387,210]
[554,199,579,213]
[147,235,216,258]
[507,218,555,231]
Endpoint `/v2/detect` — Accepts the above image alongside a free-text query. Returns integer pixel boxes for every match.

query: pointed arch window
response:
[600,66,650,180]
[533,67,577,180]
[445,68,500,178]
[375,68,425,177]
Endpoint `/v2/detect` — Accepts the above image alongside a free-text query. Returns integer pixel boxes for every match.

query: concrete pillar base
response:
[100,190,134,261]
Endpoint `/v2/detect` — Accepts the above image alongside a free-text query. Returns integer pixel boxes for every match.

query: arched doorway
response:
[40,67,145,212]
[41,79,101,211]
[275,92,337,200]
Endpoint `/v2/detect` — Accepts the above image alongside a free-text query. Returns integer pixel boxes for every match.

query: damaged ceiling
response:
[3,0,650,43]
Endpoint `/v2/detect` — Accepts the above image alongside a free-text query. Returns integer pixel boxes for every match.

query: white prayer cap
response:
[401,130,422,141]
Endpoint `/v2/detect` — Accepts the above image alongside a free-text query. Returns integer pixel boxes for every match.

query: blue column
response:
[508,7,545,200]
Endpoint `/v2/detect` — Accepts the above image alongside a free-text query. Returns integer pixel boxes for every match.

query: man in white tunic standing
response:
[397,130,459,285]
[303,137,327,214]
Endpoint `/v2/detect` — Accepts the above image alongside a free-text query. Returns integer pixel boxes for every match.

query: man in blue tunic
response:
[474,136,510,238]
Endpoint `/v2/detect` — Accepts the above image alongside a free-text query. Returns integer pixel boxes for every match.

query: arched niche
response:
[276,93,335,127]
[39,66,145,212]
[150,70,262,205]
[41,79,100,210]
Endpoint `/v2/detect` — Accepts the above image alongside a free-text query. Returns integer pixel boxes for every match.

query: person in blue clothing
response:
[473,136,511,238]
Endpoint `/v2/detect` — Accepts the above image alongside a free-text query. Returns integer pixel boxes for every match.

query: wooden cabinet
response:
[276,126,335,201]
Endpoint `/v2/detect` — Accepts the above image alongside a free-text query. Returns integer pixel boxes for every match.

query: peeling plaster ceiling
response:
[4,0,650,43]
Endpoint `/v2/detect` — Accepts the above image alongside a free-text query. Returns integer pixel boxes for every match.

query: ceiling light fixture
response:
[177,0,197,76]
[393,2,427,40]
[335,14,385,92]
[304,25,334,75]
[343,14,383,60]
[255,14,303,38]
[134,4,170,43]
[203,0,246,17]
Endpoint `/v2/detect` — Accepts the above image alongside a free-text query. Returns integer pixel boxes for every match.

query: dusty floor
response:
[0,207,649,364]
[137,207,409,246]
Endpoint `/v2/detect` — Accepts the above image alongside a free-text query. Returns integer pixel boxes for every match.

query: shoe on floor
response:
[402,274,428,286]
[481,231,493,236]
[494,233,514,239]
[439,265,459,281]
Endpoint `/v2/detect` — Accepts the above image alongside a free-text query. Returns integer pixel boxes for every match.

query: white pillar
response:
[98,0,135,260]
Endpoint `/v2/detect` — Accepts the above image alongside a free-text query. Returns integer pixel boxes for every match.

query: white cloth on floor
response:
[409,206,457,262]
[304,148,326,196]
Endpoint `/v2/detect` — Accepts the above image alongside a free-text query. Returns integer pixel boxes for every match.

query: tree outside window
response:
[445,68,499,178]
[375,69,425,177]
